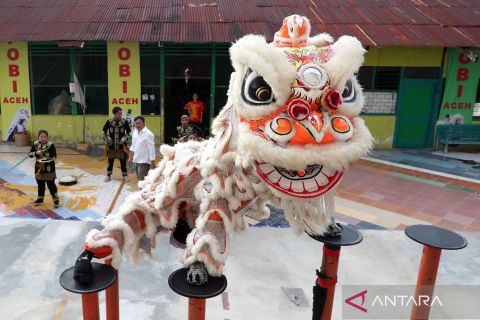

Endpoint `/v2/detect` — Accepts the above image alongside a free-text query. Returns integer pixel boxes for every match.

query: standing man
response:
[103,106,131,182]
[128,116,156,182]
[184,93,205,125]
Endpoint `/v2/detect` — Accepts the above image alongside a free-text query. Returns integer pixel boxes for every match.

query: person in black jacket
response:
[28,130,60,208]
[103,106,131,182]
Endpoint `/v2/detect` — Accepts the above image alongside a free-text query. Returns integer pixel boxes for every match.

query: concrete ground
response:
[0,143,479,319]
[0,219,478,320]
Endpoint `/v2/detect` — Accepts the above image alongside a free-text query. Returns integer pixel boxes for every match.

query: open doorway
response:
[164,79,211,144]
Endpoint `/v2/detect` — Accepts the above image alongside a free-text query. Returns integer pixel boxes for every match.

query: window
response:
[82,87,109,115]
[33,87,71,115]
[216,55,234,85]
[141,87,161,115]
[141,55,160,85]
[75,55,107,85]
[374,67,401,90]
[403,67,440,79]
[358,67,399,115]
[357,66,374,90]
[75,45,108,115]
[140,51,161,115]
[213,54,233,116]
[30,51,71,115]
[214,87,228,116]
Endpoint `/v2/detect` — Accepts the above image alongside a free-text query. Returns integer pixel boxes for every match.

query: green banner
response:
[438,48,480,125]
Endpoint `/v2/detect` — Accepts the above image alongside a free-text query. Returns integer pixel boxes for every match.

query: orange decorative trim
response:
[239,106,287,131]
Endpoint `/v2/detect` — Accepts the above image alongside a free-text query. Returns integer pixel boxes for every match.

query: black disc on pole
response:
[405,224,467,250]
[59,262,117,294]
[308,224,363,247]
[168,268,227,299]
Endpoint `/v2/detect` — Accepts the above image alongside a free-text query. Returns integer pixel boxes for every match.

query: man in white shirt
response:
[128,116,156,182]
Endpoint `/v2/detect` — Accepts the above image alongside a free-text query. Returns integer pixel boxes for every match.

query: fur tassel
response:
[307,33,334,47]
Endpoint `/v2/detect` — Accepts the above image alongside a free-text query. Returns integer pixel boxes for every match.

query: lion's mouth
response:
[254,161,343,198]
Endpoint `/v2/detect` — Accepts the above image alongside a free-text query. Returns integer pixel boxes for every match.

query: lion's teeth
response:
[304,179,318,192]
[259,163,274,174]
[291,180,304,192]
[279,177,291,190]
[267,170,281,184]
[315,175,328,186]
[321,166,336,177]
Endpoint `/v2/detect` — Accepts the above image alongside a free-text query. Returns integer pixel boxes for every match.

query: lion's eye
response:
[242,68,275,105]
[342,79,356,103]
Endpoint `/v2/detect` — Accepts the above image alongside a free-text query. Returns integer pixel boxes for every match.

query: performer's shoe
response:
[123,176,130,182]
[325,217,343,237]
[104,175,111,182]
[172,219,192,245]
[32,198,43,206]
[73,250,94,285]
[187,262,208,286]
[54,200,60,209]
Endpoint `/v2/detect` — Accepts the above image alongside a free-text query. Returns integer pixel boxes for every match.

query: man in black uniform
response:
[103,106,131,182]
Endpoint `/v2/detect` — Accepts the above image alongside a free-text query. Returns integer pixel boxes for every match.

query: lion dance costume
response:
[75,15,373,285]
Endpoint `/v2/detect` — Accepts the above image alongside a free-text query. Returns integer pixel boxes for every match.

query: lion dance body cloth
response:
[82,15,373,279]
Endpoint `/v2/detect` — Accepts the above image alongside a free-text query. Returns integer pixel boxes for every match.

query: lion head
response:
[213,15,373,201]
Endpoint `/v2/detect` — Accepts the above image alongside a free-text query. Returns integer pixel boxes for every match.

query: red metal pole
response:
[410,245,442,320]
[314,244,341,320]
[105,259,120,320]
[81,292,100,320]
[188,298,206,320]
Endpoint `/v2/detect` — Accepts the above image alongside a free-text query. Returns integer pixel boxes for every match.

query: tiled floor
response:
[1,143,479,233]
[371,149,480,180]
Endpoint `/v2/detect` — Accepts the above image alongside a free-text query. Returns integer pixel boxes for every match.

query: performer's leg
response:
[136,163,149,182]
[34,179,45,204]
[84,205,153,268]
[184,199,232,283]
[75,203,157,284]
[47,180,60,208]
[106,158,114,181]
[120,158,129,181]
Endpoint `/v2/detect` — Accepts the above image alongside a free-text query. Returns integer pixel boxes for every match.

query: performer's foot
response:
[105,175,111,182]
[123,176,130,182]
[32,198,43,206]
[187,262,208,286]
[172,219,192,245]
[54,200,60,208]
[73,250,94,285]
[325,217,343,236]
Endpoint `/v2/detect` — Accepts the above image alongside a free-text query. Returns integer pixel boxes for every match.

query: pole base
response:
[59,262,117,294]
[308,224,363,247]
[405,224,467,250]
[168,268,227,299]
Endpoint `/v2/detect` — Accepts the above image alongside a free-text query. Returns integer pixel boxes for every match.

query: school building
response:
[0,1,479,148]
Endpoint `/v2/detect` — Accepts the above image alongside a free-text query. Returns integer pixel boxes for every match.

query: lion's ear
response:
[325,36,366,92]
[307,33,334,47]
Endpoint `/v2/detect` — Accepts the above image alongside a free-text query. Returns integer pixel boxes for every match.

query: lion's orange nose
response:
[289,111,336,146]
